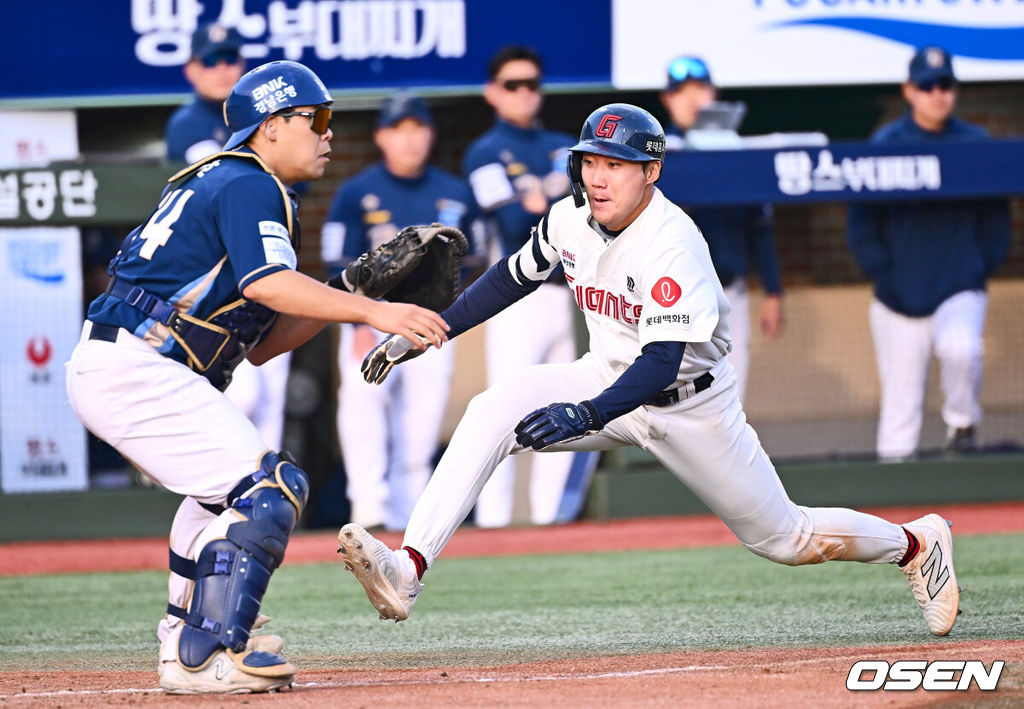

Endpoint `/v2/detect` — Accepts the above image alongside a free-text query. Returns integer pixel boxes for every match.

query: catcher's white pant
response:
[403,353,908,568]
[870,290,986,459]
[724,279,750,402]
[223,352,292,451]
[337,324,455,531]
[65,322,268,648]
[477,282,579,526]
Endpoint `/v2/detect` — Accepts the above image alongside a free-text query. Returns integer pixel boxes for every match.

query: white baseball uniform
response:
[401,188,909,569]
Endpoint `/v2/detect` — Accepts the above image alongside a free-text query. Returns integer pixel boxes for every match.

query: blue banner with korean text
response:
[658,139,1024,207]
[0,1,611,105]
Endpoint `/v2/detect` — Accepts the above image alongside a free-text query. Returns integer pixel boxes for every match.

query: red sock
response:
[897,527,921,567]
[403,546,427,579]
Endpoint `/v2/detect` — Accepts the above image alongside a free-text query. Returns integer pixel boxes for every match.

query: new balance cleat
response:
[901,514,960,636]
[337,523,422,622]
[159,649,294,694]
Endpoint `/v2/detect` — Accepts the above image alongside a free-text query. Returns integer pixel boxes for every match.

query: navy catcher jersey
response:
[321,162,477,277]
[88,150,297,365]
[166,97,231,163]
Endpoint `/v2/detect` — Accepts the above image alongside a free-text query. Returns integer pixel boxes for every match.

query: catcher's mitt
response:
[327,224,468,311]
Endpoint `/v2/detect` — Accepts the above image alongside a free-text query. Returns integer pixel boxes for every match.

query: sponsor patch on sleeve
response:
[262,236,297,270]
[468,162,516,210]
[651,277,682,307]
[259,220,290,239]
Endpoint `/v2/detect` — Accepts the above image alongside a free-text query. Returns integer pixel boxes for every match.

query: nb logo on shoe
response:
[214,658,232,681]
[921,545,949,600]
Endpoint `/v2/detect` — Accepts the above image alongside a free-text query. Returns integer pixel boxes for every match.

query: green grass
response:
[1,533,1022,672]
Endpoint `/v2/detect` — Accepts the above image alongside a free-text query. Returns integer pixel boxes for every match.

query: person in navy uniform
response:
[165,23,294,454]
[461,45,599,528]
[847,46,1010,461]
[322,92,479,531]
[66,61,448,694]
[660,55,784,402]
[165,23,246,164]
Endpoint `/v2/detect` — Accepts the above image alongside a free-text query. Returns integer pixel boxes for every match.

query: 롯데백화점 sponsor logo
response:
[846,660,1005,692]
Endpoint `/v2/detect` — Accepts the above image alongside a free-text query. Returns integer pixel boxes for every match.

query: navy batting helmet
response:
[567,103,666,207]
[223,60,333,150]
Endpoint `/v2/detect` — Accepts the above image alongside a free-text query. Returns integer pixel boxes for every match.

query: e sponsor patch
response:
[262,236,297,270]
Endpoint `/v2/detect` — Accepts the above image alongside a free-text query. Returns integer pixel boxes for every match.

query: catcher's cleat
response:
[159,649,294,695]
[900,514,960,636]
[337,523,422,622]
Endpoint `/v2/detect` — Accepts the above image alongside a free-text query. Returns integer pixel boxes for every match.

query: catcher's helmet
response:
[567,103,666,207]
[223,60,333,150]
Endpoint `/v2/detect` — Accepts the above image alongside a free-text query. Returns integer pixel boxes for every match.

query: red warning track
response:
[1,501,1022,577]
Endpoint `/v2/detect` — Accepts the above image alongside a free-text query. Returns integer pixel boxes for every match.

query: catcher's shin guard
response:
[177,452,309,669]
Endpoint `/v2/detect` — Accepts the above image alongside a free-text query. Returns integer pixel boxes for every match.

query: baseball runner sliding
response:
[338,104,961,638]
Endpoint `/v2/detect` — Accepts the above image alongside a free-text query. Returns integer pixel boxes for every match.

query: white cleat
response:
[900,514,960,636]
[158,649,294,695]
[337,523,423,622]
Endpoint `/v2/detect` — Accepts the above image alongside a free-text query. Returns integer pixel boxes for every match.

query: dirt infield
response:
[1,642,1020,708]
[2,501,1022,707]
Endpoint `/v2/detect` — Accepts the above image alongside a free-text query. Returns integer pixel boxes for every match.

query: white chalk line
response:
[0,663,732,700]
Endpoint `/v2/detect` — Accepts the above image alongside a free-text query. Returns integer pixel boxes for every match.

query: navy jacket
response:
[321,162,478,278]
[165,97,229,162]
[462,119,573,258]
[847,112,1010,316]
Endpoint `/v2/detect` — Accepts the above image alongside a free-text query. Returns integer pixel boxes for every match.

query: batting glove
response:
[514,401,604,451]
[361,333,427,385]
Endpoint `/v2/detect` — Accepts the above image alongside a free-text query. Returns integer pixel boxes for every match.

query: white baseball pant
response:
[477,282,579,526]
[223,352,292,451]
[337,324,455,531]
[869,289,986,459]
[724,279,750,402]
[403,353,908,568]
[65,322,269,649]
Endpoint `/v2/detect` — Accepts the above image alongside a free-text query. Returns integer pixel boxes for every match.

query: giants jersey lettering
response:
[508,189,732,383]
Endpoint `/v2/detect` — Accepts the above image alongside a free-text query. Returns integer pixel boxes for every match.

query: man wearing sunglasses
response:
[165,23,246,164]
[847,46,1010,461]
[67,61,448,694]
[660,55,784,402]
[462,45,598,529]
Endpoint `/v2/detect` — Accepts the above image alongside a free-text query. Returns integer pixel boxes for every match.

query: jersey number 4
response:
[138,188,195,260]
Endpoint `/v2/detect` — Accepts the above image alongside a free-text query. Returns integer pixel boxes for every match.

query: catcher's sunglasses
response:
[275,106,333,135]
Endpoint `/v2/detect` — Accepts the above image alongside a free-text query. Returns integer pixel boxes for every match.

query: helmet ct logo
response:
[595,114,623,139]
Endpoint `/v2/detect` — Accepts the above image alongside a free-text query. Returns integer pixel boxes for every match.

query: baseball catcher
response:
[327,223,468,311]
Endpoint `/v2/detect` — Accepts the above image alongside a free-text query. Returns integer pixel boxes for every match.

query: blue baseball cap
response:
[191,23,241,64]
[909,46,956,86]
[377,92,433,128]
[665,56,712,90]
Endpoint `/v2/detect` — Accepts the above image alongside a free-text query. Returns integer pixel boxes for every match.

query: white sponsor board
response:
[0,227,87,493]
[613,0,1024,88]
[0,111,78,168]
